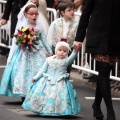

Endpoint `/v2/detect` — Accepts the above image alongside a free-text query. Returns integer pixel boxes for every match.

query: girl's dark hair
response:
[24,4,37,13]
[58,0,75,16]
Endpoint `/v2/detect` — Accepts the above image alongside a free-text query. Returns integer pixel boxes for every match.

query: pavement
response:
[0,54,120,98]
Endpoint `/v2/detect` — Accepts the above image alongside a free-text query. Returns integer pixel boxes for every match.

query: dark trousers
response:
[93,61,116,120]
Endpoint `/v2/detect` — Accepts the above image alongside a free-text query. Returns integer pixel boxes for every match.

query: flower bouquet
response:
[15,27,40,52]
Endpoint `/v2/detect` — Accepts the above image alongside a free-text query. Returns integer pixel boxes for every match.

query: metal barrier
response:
[47,7,57,23]
[0,0,120,81]
[0,0,11,48]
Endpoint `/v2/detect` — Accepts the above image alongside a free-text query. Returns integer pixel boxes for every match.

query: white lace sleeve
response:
[7,37,18,63]
[38,13,49,35]
[47,21,55,47]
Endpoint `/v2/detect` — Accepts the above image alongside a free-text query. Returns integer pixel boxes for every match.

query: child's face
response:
[25,7,39,24]
[56,46,68,59]
[62,7,74,20]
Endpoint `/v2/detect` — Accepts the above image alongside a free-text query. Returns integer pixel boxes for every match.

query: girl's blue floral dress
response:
[0,24,52,97]
[22,51,80,116]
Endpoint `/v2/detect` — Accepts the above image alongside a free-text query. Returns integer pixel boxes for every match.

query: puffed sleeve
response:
[65,51,78,66]
[7,37,18,63]
[47,21,55,47]
[33,61,48,81]
[40,27,53,54]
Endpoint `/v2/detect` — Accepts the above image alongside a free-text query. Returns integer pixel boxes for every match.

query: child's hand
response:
[32,78,35,83]
[46,53,52,57]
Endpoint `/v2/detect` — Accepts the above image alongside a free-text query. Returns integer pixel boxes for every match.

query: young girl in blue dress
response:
[0,3,52,97]
[22,41,80,116]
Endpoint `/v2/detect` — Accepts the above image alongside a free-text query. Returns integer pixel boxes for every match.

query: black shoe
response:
[21,97,25,103]
[107,110,116,120]
[92,104,104,120]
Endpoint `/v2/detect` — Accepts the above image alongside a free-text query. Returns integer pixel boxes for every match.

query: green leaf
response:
[32,45,37,50]
[33,41,39,45]
[28,45,32,52]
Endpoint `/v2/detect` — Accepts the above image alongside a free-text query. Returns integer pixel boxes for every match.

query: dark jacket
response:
[75,0,120,56]
[2,0,28,37]
[46,0,54,8]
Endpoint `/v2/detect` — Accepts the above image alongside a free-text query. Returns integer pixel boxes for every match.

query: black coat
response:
[75,0,120,56]
[2,0,28,37]
[46,0,54,8]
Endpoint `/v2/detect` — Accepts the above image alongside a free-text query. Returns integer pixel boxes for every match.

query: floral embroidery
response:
[53,18,78,47]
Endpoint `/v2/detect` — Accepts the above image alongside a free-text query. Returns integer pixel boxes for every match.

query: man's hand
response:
[1,19,7,25]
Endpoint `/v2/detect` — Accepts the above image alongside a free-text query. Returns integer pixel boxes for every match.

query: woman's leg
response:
[96,61,116,120]
[92,68,103,119]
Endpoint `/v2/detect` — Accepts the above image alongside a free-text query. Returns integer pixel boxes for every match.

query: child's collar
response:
[62,17,73,23]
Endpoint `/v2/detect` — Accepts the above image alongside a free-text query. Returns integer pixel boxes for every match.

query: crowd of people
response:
[0,0,120,120]
[0,0,82,117]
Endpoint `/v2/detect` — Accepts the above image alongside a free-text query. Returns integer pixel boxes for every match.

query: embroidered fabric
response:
[22,77,80,115]
[47,55,66,67]
[50,18,78,47]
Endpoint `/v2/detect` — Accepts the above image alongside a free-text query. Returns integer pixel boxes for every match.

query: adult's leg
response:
[92,69,103,119]
[96,61,116,120]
